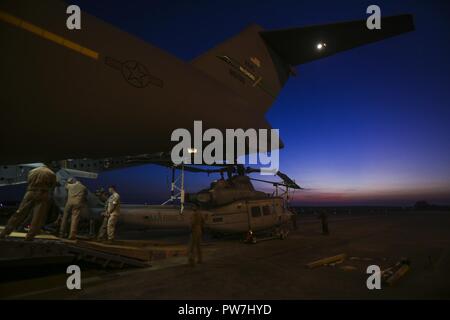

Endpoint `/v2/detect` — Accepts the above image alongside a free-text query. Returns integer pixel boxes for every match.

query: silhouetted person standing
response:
[189,206,205,266]
[319,210,329,235]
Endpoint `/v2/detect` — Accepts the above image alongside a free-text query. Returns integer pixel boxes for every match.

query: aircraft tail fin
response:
[260,14,414,66]
[191,14,413,112]
[191,24,291,113]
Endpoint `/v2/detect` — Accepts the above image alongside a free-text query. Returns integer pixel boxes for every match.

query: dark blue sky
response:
[69,0,450,206]
[3,0,450,206]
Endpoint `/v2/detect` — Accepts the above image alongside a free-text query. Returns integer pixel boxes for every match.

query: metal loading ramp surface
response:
[0,238,75,268]
[71,240,188,262]
[0,236,188,269]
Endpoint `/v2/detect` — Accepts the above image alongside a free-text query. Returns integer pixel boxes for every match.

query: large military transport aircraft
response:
[0,0,414,167]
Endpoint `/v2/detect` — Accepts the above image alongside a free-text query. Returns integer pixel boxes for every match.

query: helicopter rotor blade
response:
[132,159,301,189]
[249,177,303,190]
[245,167,302,189]
[275,171,302,189]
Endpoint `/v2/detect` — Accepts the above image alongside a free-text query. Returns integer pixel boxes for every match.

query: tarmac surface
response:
[1,210,450,299]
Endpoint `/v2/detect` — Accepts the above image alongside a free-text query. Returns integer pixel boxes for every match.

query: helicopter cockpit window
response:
[251,206,261,218]
[262,205,271,216]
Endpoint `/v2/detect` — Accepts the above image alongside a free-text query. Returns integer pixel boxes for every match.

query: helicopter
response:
[116,163,301,236]
[0,159,301,238]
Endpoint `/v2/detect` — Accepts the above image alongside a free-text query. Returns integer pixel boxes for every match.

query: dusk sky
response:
[2,0,450,206]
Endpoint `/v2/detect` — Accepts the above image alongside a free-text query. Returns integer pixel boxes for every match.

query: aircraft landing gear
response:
[244,230,257,244]
[272,226,289,240]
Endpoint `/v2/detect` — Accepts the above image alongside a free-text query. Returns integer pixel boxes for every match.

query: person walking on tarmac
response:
[189,206,205,266]
[0,165,56,241]
[97,185,121,243]
[59,178,88,240]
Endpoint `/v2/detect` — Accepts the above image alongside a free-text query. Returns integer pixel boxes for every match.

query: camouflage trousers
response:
[97,213,119,241]
[59,198,86,239]
[188,231,203,265]
[0,190,51,240]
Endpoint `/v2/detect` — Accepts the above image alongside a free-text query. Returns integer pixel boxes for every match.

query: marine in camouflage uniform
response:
[188,207,205,266]
[0,166,56,241]
[59,178,88,240]
[97,186,121,242]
